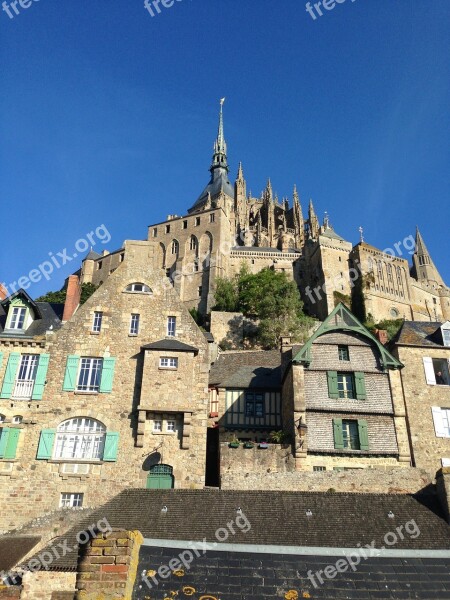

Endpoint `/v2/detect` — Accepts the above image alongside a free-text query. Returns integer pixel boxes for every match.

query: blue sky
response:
[0,0,449,297]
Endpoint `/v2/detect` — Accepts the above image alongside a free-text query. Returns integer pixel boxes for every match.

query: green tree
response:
[79,283,98,305]
[36,283,97,305]
[212,277,239,312]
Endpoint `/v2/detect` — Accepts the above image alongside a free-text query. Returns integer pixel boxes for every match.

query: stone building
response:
[391,320,450,475]
[0,241,210,532]
[282,303,411,472]
[77,102,450,324]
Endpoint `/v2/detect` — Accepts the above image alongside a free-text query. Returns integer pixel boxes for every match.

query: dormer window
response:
[10,307,26,330]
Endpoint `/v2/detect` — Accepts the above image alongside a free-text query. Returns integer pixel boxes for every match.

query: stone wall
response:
[221,466,432,493]
[210,312,243,349]
[436,467,450,523]
[220,442,295,481]
[21,573,76,600]
[0,587,21,599]
[394,345,450,476]
[0,248,210,532]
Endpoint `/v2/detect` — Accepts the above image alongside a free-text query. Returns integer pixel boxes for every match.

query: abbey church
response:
[80,102,450,324]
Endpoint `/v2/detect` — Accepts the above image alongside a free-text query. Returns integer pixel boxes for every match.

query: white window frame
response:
[337,373,356,399]
[92,311,103,333]
[159,357,178,369]
[342,420,360,450]
[130,314,140,335]
[432,407,450,438]
[167,317,176,337]
[442,326,450,347]
[153,420,162,432]
[125,283,151,294]
[54,418,106,461]
[76,358,103,393]
[9,307,27,330]
[166,420,176,433]
[12,354,39,400]
[423,357,450,386]
[60,492,84,508]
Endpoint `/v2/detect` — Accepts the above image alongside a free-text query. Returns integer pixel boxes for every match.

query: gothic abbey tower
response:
[80,102,450,324]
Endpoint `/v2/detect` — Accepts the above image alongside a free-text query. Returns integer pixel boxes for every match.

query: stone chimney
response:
[436,468,450,523]
[63,275,81,322]
[0,283,7,300]
[374,329,388,345]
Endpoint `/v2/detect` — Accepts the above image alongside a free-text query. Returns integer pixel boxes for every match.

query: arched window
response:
[189,236,198,252]
[125,283,152,293]
[171,240,179,255]
[54,418,106,461]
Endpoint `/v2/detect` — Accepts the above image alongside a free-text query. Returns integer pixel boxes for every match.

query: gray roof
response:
[82,249,102,261]
[320,228,347,242]
[0,536,41,573]
[209,350,281,388]
[17,489,450,572]
[142,339,199,354]
[392,321,447,348]
[189,168,234,212]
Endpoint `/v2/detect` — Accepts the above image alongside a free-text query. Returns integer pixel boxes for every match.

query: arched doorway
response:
[146,464,174,489]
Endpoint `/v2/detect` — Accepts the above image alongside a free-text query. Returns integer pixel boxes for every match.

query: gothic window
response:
[171,240,179,255]
[190,236,198,252]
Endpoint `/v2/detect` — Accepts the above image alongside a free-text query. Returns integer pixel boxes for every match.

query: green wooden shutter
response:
[100,358,116,393]
[358,419,369,451]
[0,428,10,458]
[103,432,119,461]
[4,429,20,459]
[333,418,344,449]
[355,372,367,400]
[0,353,20,399]
[327,371,339,399]
[31,354,50,400]
[36,429,56,460]
[62,355,80,391]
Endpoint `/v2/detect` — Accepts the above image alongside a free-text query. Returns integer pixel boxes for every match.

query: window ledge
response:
[128,334,139,337]
[48,459,104,464]
[90,331,101,336]
[152,431,177,436]
[74,391,100,395]
[158,367,178,371]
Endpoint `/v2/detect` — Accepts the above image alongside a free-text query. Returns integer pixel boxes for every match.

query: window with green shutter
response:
[327,371,339,399]
[354,372,367,400]
[31,354,50,400]
[358,419,369,451]
[36,429,56,460]
[0,428,20,459]
[63,356,80,391]
[103,432,119,461]
[0,353,20,399]
[99,358,116,393]
[333,418,344,449]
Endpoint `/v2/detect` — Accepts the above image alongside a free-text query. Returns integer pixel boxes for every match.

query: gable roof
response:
[392,321,450,349]
[209,350,281,388]
[141,339,199,354]
[0,298,64,339]
[0,289,42,319]
[16,489,450,573]
[293,303,403,370]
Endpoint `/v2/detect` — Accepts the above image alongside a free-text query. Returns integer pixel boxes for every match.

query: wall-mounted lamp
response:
[295,417,308,448]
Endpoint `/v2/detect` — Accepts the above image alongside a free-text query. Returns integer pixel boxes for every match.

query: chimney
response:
[0,283,7,300]
[375,329,388,345]
[63,275,81,322]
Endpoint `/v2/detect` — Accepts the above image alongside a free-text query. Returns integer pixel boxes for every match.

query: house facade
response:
[282,304,411,471]
[391,320,450,475]
[0,242,209,532]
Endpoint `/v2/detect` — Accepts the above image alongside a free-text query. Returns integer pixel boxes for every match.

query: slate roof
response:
[82,249,102,261]
[0,536,41,573]
[0,301,64,338]
[320,228,347,242]
[141,339,199,354]
[392,321,447,348]
[134,546,450,600]
[209,350,281,388]
[16,489,450,573]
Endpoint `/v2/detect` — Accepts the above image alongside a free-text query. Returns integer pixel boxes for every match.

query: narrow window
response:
[195,217,200,226]
[60,493,84,508]
[13,354,39,399]
[153,420,162,432]
[198,286,202,297]
[210,213,215,223]
[342,420,360,450]
[338,345,350,361]
[97,261,102,270]
[10,307,26,330]
[171,240,179,255]
[77,358,103,392]
[92,311,103,333]
[183,220,188,229]
[153,228,158,237]
[167,317,176,337]
[337,373,356,399]
[166,225,171,234]
[167,420,176,432]
[130,314,140,335]
[313,466,326,472]
[120,253,125,263]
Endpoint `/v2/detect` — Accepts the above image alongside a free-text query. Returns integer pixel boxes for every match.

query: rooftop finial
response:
[359,226,364,243]
[211,98,228,172]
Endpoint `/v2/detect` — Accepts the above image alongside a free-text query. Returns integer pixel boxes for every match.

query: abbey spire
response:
[412,227,445,286]
[211,97,228,173]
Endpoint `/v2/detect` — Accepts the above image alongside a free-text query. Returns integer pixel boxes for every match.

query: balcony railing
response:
[11,379,35,399]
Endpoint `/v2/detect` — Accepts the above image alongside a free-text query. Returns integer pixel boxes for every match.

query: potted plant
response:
[229,435,240,449]
[243,441,255,449]
[258,440,269,449]
[269,430,291,444]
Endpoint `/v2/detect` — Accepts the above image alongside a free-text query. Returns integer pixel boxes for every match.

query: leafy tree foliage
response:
[213,265,314,349]
[36,283,97,306]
